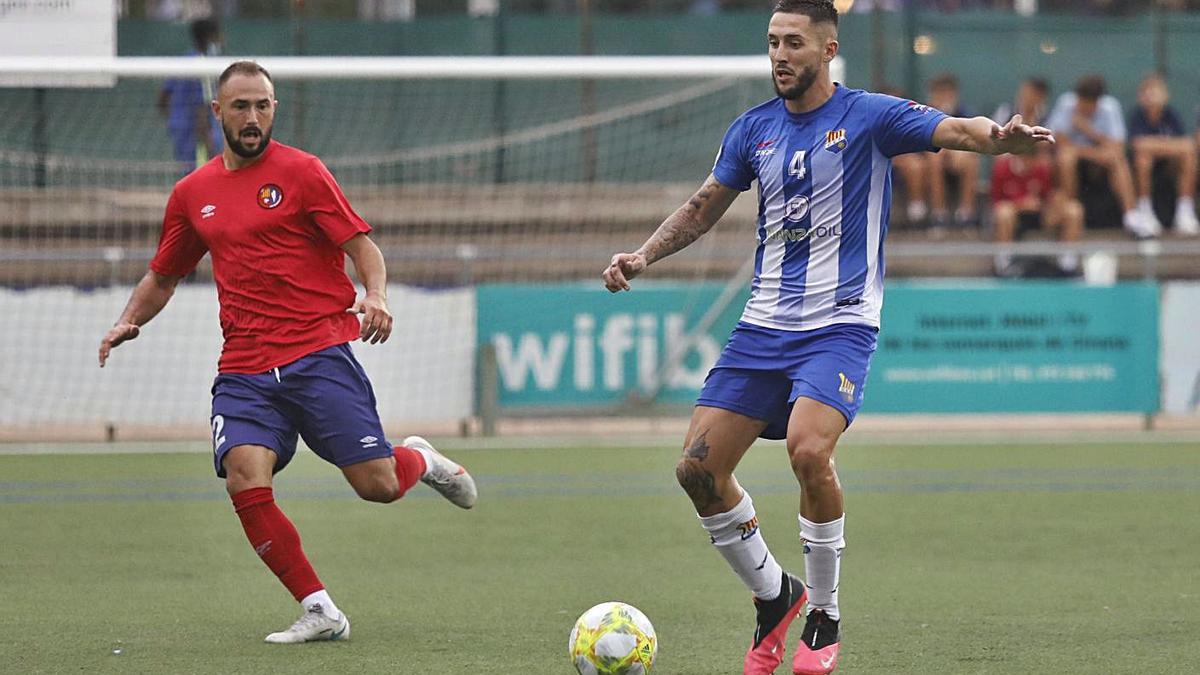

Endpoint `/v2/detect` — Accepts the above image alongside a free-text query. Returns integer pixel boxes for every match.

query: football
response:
[568,602,658,675]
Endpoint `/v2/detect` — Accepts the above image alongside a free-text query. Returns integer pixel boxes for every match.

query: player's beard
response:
[223,123,272,159]
[774,63,819,101]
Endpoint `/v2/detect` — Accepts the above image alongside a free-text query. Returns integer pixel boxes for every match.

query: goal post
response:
[0,54,839,80]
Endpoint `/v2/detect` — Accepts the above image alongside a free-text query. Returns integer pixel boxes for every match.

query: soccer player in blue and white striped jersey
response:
[602,2,1053,673]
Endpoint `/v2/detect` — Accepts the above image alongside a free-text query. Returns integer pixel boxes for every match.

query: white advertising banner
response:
[1161,282,1200,414]
[0,0,115,87]
[0,284,476,432]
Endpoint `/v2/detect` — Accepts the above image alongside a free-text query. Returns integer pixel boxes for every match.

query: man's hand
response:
[346,292,393,344]
[98,323,141,367]
[992,114,1055,155]
[602,252,648,292]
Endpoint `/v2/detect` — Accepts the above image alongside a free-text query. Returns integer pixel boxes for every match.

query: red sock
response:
[231,487,324,602]
[392,445,427,500]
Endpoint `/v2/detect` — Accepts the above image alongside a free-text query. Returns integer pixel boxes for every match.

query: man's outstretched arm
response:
[98,269,183,367]
[603,174,740,292]
[932,114,1055,156]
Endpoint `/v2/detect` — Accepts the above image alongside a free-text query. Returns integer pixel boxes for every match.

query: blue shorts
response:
[209,343,393,478]
[696,322,878,440]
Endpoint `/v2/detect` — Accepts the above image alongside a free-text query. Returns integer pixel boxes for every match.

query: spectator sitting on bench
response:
[991,146,1084,277]
[1128,73,1199,235]
[1047,74,1156,238]
[925,72,981,229]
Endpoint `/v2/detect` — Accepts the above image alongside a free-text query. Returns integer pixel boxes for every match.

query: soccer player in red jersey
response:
[98,61,477,643]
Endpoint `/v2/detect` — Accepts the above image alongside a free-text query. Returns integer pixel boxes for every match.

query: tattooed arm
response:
[637,174,741,265]
[602,174,741,292]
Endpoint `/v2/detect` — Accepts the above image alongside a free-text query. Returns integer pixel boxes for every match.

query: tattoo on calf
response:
[678,430,720,510]
[677,461,721,512]
[685,430,710,460]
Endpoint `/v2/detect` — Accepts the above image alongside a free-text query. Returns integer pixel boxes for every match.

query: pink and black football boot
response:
[743,572,807,675]
[791,609,840,674]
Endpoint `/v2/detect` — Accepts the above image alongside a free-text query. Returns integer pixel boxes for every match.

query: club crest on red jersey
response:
[257,184,284,209]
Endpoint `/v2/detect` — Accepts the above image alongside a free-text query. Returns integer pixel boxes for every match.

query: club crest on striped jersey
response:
[824,128,848,153]
[257,184,284,209]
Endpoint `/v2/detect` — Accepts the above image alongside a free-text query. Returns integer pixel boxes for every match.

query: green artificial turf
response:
[1,440,1197,674]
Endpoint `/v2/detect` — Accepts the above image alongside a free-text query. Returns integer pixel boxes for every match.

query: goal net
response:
[0,55,798,440]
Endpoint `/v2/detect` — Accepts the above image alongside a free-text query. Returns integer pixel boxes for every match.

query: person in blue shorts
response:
[602,2,1053,673]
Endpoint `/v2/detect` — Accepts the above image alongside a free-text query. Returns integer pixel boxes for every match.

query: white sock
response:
[1178,196,1195,213]
[407,444,434,479]
[994,251,1012,270]
[301,590,342,620]
[698,491,783,601]
[1138,196,1153,212]
[800,514,845,620]
[1057,252,1079,272]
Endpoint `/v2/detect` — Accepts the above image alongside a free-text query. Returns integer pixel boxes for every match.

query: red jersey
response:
[150,142,370,374]
[990,154,1053,205]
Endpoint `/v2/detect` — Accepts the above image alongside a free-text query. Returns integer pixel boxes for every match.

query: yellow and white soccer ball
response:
[568,601,657,675]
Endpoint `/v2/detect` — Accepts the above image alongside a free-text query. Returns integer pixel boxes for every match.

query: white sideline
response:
[2,415,1199,454]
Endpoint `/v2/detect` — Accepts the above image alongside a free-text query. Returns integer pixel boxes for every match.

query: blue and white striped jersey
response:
[713,85,947,331]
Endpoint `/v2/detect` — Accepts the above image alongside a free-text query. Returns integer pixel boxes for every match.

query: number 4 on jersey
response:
[789,150,807,179]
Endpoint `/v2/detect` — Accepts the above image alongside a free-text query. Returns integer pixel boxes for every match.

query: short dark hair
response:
[928,72,959,92]
[1024,76,1050,96]
[772,0,838,27]
[1075,74,1106,101]
[217,61,273,92]
[190,18,220,52]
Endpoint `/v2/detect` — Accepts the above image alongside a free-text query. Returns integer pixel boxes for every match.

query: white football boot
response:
[264,604,350,644]
[404,435,478,510]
